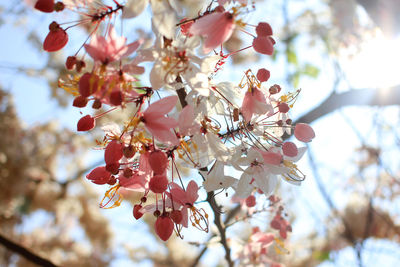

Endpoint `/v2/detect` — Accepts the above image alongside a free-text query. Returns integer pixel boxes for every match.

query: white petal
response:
[235,171,254,198]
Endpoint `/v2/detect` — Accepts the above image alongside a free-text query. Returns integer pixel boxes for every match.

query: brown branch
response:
[175,76,188,108]
[296,85,400,124]
[0,233,58,267]
[206,191,234,267]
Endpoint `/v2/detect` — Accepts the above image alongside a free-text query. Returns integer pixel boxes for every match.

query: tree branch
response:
[296,85,400,124]
[0,233,58,267]
[206,191,234,267]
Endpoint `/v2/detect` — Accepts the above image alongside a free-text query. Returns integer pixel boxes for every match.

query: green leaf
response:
[286,45,298,66]
[302,63,320,78]
[313,250,331,261]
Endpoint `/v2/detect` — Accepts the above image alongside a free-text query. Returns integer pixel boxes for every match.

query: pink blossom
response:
[142,96,179,145]
[241,87,271,121]
[189,11,235,53]
[84,26,142,64]
[169,181,199,227]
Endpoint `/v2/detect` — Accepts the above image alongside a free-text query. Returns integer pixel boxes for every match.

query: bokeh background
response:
[0,0,400,266]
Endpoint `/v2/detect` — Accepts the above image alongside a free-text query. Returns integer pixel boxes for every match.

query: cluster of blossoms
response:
[35,0,315,247]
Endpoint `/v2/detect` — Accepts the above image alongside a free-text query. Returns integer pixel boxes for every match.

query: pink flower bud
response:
[252,36,274,55]
[149,175,168,194]
[77,115,95,131]
[278,102,290,113]
[282,142,298,157]
[255,22,273,37]
[148,151,169,175]
[256,68,270,82]
[294,123,315,142]
[155,216,174,241]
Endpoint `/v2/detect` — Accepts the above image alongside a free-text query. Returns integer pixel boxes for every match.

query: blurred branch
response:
[190,204,241,267]
[296,85,400,124]
[0,233,57,267]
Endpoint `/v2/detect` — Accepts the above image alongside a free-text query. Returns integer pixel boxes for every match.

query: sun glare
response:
[340,31,400,89]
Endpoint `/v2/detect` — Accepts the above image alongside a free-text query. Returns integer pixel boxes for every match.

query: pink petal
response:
[170,185,187,205]
[261,151,282,165]
[181,207,189,228]
[241,88,267,121]
[190,12,235,53]
[178,105,199,136]
[144,96,178,118]
[186,180,199,204]
[122,39,143,58]
[252,36,274,55]
[294,123,315,142]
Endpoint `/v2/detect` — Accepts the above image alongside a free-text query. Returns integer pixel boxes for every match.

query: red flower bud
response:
[104,140,124,165]
[72,96,88,108]
[245,195,256,207]
[86,166,111,185]
[79,72,99,97]
[155,216,174,241]
[255,22,273,37]
[43,23,68,52]
[77,115,95,131]
[133,204,143,220]
[256,68,270,83]
[34,0,54,13]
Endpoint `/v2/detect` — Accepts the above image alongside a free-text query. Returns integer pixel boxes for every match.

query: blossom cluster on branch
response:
[35,0,315,263]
